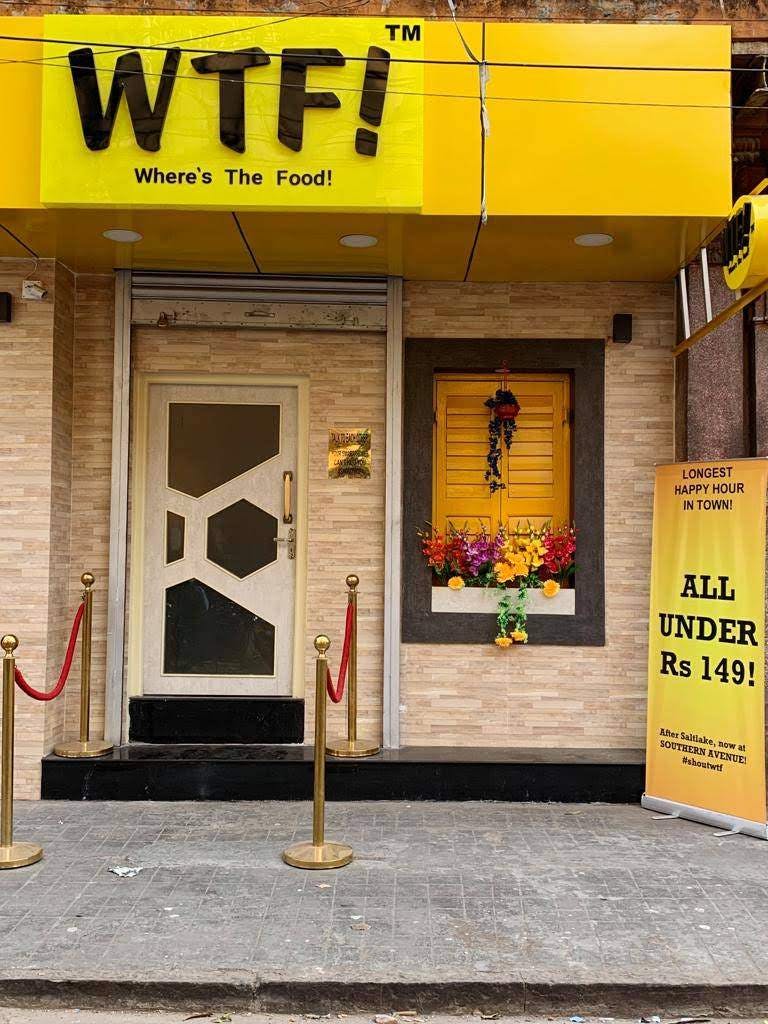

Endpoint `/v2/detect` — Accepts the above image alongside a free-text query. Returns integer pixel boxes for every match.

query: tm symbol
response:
[385,23,421,41]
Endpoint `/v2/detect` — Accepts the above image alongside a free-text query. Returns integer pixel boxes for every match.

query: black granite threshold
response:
[128,695,304,744]
[41,745,645,801]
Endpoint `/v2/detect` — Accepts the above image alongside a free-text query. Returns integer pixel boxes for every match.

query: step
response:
[0,972,764,1016]
[128,696,304,744]
[41,745,645,801]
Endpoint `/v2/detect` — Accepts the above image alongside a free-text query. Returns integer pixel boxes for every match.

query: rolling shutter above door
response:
[433,373,571,537]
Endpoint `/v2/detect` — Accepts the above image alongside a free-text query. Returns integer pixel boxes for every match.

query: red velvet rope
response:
[14,601,85,702]
[326,602,354,704]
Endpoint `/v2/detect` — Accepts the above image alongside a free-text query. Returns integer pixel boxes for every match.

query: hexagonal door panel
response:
[141,382,298,698]
[207,499,278,578]
[168,402,280,497]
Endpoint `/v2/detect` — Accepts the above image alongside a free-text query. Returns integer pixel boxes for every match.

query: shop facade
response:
[0,7,756,800]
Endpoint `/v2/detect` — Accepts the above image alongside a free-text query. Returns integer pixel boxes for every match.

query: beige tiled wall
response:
[2,271,673,798]
[400,281,675,749]
[42,264,75,750]
[0,261,64,796]
[62,276,115,742]
[0,267,113,797]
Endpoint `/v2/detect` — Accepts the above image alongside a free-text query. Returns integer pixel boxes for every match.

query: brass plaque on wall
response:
[328,428,371,480]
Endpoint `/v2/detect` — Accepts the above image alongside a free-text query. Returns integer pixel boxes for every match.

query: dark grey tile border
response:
[401,338,605,645]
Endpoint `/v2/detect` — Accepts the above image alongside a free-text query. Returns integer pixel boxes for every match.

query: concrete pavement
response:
[1,802,767,1014]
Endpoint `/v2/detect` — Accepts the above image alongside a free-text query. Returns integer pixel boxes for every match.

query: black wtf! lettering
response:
[278,49,344,152]
[191,48,271,154]
[68,46,181,152]
[356,46,390,156]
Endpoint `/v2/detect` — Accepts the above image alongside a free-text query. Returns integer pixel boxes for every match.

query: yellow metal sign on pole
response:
[643,459,768,838]
[723,195,768,291]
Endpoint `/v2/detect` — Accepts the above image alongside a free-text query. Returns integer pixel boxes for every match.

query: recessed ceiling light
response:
[339,234,378,248]
[574,232,614,247]
[102,228,143,243]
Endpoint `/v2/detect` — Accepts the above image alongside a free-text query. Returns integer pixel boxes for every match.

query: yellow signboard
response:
[644,459,768,836]
[723,195,768,291]
[0,19,43,209]
[40,16,423,211]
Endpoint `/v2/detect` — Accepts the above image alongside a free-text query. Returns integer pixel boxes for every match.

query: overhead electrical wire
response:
[0,49,759,113]
[0,28,756,71]
[6,14,343,66]
[0,2,369,64]
[0,7,749,276]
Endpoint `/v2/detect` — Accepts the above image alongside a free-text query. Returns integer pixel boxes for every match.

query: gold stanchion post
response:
[283,635,353,870]
[54,573,113,759]
[327,575,380,758]
[0,635,43,870]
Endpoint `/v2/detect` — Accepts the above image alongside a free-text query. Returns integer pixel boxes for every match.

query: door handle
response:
[273,527,296,560]
[283,471,293,524]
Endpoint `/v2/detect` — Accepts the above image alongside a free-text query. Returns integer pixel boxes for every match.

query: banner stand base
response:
[642,794,768,840]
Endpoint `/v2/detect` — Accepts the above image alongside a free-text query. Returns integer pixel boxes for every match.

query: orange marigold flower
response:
[494,561,515,584]
[447,575,465,590]
[494,635,513,648]
[512,629,528,643]
[542,579,561,598]
[506,554,529,578]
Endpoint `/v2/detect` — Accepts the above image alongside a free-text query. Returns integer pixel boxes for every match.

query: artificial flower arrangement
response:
[419,522,576,648]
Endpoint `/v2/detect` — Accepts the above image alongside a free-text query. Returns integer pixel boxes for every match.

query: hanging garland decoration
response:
[483,366,521,494]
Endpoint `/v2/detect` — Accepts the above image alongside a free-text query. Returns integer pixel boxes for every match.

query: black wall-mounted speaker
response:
[612,313,632,343]
[0,293,11,323]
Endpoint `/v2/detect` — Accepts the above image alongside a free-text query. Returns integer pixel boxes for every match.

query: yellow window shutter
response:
[433,373,571,537]
[501,375,571,531]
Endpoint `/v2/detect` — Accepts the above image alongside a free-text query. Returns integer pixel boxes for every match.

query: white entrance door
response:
[141,382,297,696]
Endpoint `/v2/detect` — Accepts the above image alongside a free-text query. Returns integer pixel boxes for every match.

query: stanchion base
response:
[53,740,114,759]
[282,841,354,870]
[0,842,43,869]
[326,737,381,758]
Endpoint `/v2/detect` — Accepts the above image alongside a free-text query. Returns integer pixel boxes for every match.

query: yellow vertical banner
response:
[643,459,768,837]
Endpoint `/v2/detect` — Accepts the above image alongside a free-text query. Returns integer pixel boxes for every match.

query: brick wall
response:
[10,0,766,28]
[400,281,675,749]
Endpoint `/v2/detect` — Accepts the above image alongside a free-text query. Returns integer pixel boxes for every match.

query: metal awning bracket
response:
[700,247,713,324]
[678,267,691,340]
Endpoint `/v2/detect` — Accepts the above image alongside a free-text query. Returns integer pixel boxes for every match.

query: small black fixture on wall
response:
[0,293,12,323]
[612,313,633,343]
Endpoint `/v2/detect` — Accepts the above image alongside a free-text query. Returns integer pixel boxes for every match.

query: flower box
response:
[431,586,576,616]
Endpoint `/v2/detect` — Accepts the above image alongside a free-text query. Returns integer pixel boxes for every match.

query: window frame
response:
[402,338,605,646]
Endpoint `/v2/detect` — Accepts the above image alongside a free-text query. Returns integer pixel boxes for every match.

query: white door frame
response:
[103,272,403,747]
[104,270,132,745]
